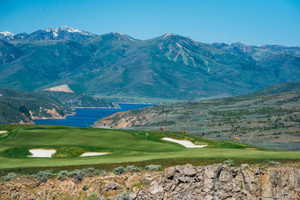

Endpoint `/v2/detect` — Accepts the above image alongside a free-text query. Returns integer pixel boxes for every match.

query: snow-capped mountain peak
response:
[0,31,14,37]
[44,26,93,36]
[162,33,175,38]
[0,31,15,40]
[59,26,83,33]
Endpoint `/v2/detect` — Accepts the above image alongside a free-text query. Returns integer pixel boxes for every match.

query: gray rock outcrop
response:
[137,164,300,200]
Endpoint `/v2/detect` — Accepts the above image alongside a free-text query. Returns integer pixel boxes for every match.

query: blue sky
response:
[1,0,300,46]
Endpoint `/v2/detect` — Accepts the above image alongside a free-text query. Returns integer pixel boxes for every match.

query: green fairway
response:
[0,125,300,170]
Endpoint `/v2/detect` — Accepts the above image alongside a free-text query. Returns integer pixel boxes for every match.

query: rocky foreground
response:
[1,164,300,200]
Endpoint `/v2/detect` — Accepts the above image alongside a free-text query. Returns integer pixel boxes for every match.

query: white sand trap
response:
[80,152,110,157]
[28,149,56,158]
[162,137,208,148]
[0,130,8,134]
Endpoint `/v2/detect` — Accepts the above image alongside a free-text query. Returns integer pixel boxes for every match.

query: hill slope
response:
[95,83,300,150]
[0,88,66,124]
[0,88,112,124]
[0,27,300,100]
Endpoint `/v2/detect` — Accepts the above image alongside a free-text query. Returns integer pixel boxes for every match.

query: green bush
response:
[223,159,235,166]
[81,168,106,177]
[113,166,126,175]
[145,164,161,171]
[57,170,69,181]
[2,172,17,181]
[34,170,54,183]
[82,185,89,191]
[125,165,141,172]
[68,169,84,183]
[267,160,281,166]
[63,168,106,183]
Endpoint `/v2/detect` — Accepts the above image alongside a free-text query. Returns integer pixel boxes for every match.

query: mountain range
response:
[0,26,300,100]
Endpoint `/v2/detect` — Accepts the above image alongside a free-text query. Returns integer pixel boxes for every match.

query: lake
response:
[34,103,152,128]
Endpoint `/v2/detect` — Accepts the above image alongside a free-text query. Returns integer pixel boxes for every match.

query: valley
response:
[1,1,300,199]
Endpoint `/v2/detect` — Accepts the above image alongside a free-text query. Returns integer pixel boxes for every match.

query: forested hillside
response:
[0,27,300,100]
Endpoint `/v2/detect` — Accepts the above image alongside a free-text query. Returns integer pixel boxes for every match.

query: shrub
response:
[34,170,54,183]
[81,168,106,177]
[125,165,141,172]
[267,160,281,166]
[57,170,69,181]
[68,169,84,183]
[66,168,106,183]
[145,165,161,171]
[2,172,17,181]
[113,166,126,175]
[116,191,134,200]
[82,185,89,191]
[223,159,235,166]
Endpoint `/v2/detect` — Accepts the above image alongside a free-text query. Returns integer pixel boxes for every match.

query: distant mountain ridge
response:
[0,26,300,100]
[0,26,96,41]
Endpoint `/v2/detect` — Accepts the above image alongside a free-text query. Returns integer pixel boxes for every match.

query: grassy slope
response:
[0,125,299,170]
[95,83,300,150]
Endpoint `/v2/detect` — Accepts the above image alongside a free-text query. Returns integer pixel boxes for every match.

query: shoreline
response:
[72,103,152,109]
[33,103,152,127]
[72,106,120,109]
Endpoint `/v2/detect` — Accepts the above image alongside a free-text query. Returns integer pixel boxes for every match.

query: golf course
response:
[0,125,300,171]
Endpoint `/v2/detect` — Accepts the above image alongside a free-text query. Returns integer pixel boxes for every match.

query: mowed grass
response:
[0,125,300,170]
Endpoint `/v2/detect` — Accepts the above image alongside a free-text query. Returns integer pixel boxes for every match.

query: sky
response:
[0,0,300,46]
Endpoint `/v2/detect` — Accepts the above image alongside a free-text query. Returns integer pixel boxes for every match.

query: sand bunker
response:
[28,149,56,158]
[162,137,207,148]
[80,152,110,157]
[0,130,8,134]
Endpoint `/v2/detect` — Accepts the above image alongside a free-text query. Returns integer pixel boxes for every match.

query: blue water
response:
[34,104,152,128]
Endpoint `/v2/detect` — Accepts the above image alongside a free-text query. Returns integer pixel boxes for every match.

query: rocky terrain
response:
[0,163,300,200]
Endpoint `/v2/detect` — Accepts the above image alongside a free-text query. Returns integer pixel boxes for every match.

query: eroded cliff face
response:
[1,164,300,200]
[94,111,154,129]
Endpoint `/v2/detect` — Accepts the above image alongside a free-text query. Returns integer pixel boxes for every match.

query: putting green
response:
[0,125,300,170]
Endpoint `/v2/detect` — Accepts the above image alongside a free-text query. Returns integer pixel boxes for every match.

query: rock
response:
[103,181,122,192]
[297,169,300,188]
[125,174,141,188]
[165,167,176,179]
[182,164,197,176]
[149,181,163,194]
[241,164,249,169]
[175,164,197,177]
[218,168,232,182]
[1,164,300,200]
